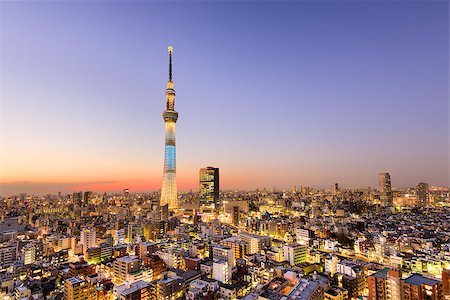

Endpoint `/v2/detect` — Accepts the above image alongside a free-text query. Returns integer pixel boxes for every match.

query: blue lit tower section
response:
[160,46,178,209]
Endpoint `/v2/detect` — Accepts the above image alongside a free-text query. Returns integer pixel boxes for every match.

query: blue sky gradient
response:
[0,1,448,194]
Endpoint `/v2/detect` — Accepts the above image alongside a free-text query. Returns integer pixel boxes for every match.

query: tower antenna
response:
[168,46,173,81]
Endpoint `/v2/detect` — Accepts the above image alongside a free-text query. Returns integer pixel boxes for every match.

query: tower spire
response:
[168,46,173,81]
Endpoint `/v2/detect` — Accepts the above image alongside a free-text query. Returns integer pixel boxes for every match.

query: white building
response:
[238,232,271,254]
[212,260,231,284]
[336,260,362,278]
[295,228,312,245]
[211,245,235,267]
[324,255,339,276]
[80,228,96,255]
[156,249,185,269]
[324,239,339,252]
[114,229,125,245]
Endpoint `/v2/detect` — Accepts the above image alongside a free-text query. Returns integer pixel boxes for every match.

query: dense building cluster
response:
[0,177,449,300]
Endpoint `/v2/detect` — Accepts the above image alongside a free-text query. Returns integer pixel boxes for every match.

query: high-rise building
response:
[83,191,93,205]
[378,173,393,207]
[232,206,239,226]
[416,182,429,207]
[199,167,220,213]
[160,46,179,210]
[333,183,339,196]
[73,192,83,208]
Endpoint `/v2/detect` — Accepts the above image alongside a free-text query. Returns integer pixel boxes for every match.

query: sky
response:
[0,1,448,195]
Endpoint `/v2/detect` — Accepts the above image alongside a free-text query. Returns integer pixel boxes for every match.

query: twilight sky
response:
[0,1,448,195]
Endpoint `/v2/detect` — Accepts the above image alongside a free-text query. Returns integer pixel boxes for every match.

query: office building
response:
[379,173,393,207]
[333,183,339,196]
[238,232,271,254]
[416,182,429,207]
[199,167,220,213]
[283,244,307,266]
[73,192,83,208]
[232,206,239,226]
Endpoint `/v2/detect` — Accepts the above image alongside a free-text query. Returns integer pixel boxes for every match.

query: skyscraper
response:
[199,167,220,213]
[416,182,429,207]
[160,46,178,210]
[378,172,393,207]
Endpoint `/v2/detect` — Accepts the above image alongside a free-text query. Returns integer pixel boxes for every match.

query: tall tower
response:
[378,172,393,207]
[160,46,178,210]
[416,182,429,207]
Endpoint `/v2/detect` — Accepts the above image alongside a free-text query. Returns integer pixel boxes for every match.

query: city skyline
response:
[1,1,449,195]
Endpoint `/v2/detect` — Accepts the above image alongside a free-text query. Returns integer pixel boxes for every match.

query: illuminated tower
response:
[160,46,178,209]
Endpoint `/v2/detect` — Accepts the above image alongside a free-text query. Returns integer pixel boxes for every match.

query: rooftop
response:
[404,274,441,286]
[66,277,84,285]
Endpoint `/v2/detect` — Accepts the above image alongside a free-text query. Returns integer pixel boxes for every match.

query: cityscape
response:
[0,2,449,300]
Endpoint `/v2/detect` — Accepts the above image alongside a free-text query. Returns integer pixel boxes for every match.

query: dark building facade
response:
[199,167,220,213]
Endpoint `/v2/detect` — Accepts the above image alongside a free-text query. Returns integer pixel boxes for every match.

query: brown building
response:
[401,274,443,300]
[367,268,401,300]
[67,261,95,278]
[185,257,202,271]
[442,269,450,298]
[138,242,158,259]
[143,254,167,280]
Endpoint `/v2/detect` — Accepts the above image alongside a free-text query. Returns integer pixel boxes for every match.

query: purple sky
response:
[0,1,448,195]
